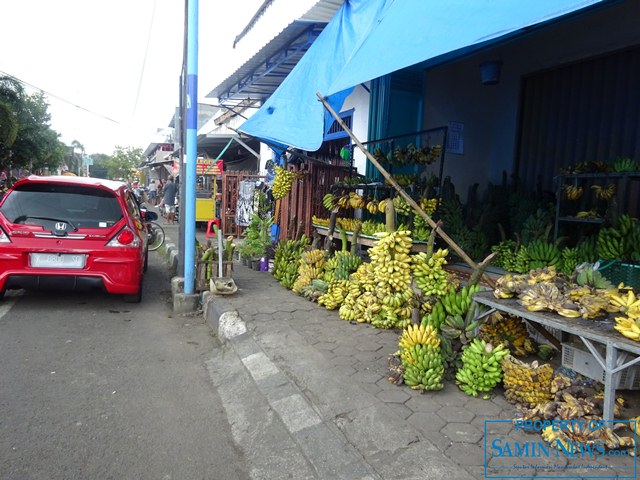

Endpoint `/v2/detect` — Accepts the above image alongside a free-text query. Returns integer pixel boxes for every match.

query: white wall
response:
[342,83,371,175]
[423,1,640,202]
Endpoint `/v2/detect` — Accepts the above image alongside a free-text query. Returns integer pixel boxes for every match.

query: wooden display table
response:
[472,290,640,421]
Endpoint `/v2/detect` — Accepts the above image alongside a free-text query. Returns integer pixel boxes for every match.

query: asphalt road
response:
[0,252,249,480]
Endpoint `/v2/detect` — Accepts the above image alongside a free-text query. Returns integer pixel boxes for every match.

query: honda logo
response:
[55,222,67,231]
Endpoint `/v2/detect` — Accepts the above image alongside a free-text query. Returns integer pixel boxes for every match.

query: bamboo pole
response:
[316,92,496,284]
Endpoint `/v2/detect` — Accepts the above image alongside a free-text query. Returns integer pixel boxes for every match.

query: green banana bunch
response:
[597,228,624,260]
[322,193,335,210]
[526,240,561,269]
[513,245,531,274]
[559,247,579,275]
[412,248,450,297]
[490,240,519,271]
[318,279,350,310]
[400,326,445,391]
[611,156,638,173]
[439,284,481,317]
[455,339,509,397]
[422,300,447,330]
[273,236,310,288]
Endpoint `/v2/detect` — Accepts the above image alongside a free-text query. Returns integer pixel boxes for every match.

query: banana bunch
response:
[400,324,444,391]
[398,323,440,351]
[361,220,386,236]
[419,197,438,216]
[322,193,335,210]
[614,315,640,341]
[349,192,366,209]
[312,215,330,227]
[376,198,389,214]
[493,267,556,299]
[597,215,640,261]
[575,209,600,219]
[559,246,579,275]
[387,174,417,187]
[632,416,640,436]
[401,344,445,391]
[422,300,447,329]
[574,263,613,289]
[490,240,519,271]
[291,249,326,294]
[411,226,430,242]
[591,183,617,201]
[526,240,561,269]
[562,184,583,200]
[318,279,350,310]
[609,289,640,316]
[455,339,509,397]
[438,283,481,317]
[392,195,412,216]
[511,245,531,274]
[478,311,536,357]
[272,236,310,289]
[612,156,638,172]
[412,248,450,297]
[502,355,554,405]
[365,199,380,215]
[272,166,296,199]
[336,218,362,232]
[323,251,362,282]
[338,232,415,329]
[517,283,581,318]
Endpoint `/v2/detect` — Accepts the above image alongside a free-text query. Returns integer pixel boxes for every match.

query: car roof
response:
[14,175,128,193]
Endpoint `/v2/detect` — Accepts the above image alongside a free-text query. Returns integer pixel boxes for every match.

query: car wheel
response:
[0,289,5,300]
[123,277,143,303]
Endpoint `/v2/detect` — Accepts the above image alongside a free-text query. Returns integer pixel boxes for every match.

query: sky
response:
[1,0,264,156]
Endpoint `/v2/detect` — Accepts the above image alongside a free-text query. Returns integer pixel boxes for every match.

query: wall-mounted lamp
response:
[480,60,503,85]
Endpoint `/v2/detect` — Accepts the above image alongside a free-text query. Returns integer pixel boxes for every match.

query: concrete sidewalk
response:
[155,212,634,480]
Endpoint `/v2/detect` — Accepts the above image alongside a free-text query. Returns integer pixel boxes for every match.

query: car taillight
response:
[0,226,10,243]
[107,227,140,248]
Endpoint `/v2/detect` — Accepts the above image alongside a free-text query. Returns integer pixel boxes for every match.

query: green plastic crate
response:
[599,260,640,289]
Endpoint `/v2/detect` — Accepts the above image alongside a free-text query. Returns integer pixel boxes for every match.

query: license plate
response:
[30,253,86,269]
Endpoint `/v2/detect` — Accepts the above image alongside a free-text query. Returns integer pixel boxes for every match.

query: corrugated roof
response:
[206,0,343,104]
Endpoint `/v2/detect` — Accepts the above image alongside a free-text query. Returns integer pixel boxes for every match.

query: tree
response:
[89,153,110,179]
[0,76,65,172]
[105,146,143,180]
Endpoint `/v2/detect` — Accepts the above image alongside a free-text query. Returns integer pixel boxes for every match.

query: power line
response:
[132,0,158,119]
[0,69,122,125]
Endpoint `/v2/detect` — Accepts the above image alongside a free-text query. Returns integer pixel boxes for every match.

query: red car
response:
[0,175,156,302]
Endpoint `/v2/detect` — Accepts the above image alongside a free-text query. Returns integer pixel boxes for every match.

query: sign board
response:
[197,158,222,175]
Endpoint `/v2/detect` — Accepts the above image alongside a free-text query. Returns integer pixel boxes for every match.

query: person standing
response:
[148,180,158,205]
[162,176,177,224]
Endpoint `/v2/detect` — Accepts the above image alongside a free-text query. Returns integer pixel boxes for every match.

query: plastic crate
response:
[599,260,640,289]
[561,343,640,390]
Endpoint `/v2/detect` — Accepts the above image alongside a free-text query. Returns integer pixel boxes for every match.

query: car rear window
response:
[0,183,124,228]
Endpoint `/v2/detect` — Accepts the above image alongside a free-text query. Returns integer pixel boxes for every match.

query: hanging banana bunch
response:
[562,184,583,201]
[591,183,616,200]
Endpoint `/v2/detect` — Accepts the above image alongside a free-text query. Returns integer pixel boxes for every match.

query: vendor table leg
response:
[603,343,617,422]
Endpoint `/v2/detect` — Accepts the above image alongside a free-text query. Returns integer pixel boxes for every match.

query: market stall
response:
[472,290,640,421]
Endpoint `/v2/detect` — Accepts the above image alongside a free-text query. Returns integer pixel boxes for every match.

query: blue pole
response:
[184,0,198,294]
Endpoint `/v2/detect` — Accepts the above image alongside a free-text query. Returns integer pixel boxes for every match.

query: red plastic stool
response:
[205,219,221,238]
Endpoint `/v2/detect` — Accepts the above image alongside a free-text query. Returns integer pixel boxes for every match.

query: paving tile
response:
[376,389,411,404]
[436,405,475,423]
[355,340,384,352]
[406,411,446,434]
[440,422,483,444]
[444,442,485,467]
[385,402,414,421]
[329,355,358,366]
[405,395,443,414]
[331,345,356,356]
[464,397,503,417]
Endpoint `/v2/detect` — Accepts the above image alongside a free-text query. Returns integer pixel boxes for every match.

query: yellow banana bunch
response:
[608,289,640,316]
[502,355,554,405]
[398,323,439,350]
[366,199,380,214]
[312,215,330,227]
[563,184,583,200]
[419,197,438,215]
[591,183,616,200]
[272,166,296,199]
[348,192,366,209]
[614,316,640,341]
[377,198,388,213]
[575,209,599,219]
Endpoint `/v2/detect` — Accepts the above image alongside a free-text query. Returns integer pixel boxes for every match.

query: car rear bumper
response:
[0,252,143,295]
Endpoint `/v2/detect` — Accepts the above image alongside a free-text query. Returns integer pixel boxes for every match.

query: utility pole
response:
[183,0,198,294]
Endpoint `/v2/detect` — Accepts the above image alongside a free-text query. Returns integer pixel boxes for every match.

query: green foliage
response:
[105,146,143,180]
[238,214,273,259]
[0,76,64,171]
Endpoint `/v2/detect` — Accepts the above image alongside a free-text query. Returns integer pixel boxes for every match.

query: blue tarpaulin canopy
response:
[239,0,605,152]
